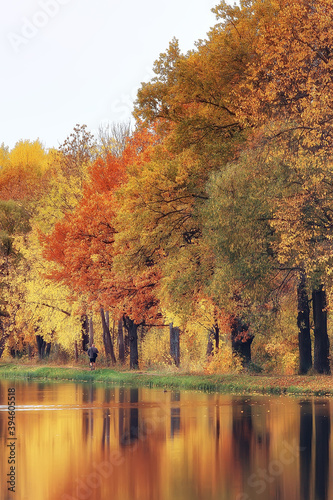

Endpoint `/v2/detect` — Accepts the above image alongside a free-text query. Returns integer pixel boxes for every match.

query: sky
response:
[1,0,220,150]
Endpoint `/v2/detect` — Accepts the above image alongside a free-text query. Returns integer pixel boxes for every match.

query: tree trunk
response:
[313,286,330,374]
[214,322,219,351]
[230,316,254,366]
[122,317,130,357]
[45,342,51,357]
[105,310,110,330]
[81,315,89,352]
[129,321,139,370]
[89,316,94,347]
[40,341,46,358]
[118,318,125,363]
[101,310,108,355]
[35,335,51,359]
[206,323,219,358]
[169,323,180,367]
[74,340,78,363]
[297,272,312,374]
[100,307,116,364]
[206,333,213,358]
[36,334,45,359]
[112,318,115,344]
[124,316,139,369]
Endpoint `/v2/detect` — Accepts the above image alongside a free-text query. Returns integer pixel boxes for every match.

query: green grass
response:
[1,362,333,396]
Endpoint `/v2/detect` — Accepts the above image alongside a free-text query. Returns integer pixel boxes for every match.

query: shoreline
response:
[0,363,333,396]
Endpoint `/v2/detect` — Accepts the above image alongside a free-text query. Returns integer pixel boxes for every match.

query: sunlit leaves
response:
[0,140,50,203]
[41,129,162,324]
[240,0,333,151]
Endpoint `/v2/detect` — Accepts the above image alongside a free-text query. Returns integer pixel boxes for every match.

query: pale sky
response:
[1,0,220,150]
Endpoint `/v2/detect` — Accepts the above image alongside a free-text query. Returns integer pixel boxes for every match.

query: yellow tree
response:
[0,140,51,357]
[0,140,51,203]
[21,228,86,359]
[0,201,31,357]
[25,126,98,358]
[237,0,333,373]
[134,0,275,155]
[0,127,97,359]
[240,0,333,149]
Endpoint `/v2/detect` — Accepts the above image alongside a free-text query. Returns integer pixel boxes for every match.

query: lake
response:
[0,379,331,500]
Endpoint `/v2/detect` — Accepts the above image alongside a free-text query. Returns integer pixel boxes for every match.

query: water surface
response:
[0,379,331,500]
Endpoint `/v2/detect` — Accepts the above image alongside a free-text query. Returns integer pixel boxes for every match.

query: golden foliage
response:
[205,345,243,375]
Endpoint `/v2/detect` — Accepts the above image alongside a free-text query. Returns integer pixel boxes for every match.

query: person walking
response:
[87,344,99,370]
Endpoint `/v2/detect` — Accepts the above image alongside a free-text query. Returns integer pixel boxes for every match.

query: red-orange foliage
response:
[41,129,162,323]
[0,164,50,202]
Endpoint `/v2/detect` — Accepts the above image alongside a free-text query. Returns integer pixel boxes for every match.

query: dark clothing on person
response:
[88,346,98,363]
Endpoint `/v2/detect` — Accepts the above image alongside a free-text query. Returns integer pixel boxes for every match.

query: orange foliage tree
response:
[41,129,162,368]
[237,0,333,374]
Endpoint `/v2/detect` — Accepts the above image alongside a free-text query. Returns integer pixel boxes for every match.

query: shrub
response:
[204,344,243,374]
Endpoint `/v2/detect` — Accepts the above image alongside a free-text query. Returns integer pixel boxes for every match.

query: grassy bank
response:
[1,363,333,396]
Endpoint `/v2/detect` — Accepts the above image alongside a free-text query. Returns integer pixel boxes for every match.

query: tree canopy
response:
[1,0,333,374]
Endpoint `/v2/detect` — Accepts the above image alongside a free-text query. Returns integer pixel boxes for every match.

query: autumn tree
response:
[0,139,69,358]
[236,0,333,373]
[97,122,132,159]
[128,1,290,364]
[55,124,97,179]
[4,126,99,359]
[114,141,217,342]
[127,0,333,372]
[134,1,277,155]
[0,140,50,203]
[5,0,333,374]
[239,0,333,149]
[128,1,282,363]
[0,201,31,356]
[40,129,161,368]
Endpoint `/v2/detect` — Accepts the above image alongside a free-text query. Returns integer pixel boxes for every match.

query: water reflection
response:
[314,401,330,500]
[101,388,114,448]
[101,409,110,448]
[0,380,332,500]
[232,398,254,466]
[299,400,312,500]
[120,388,139,446]
[170,391,181,437]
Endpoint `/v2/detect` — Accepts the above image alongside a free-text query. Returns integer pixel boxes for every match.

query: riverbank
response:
[1,363,333,396]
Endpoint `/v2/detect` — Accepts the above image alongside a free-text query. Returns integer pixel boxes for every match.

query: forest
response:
[1,0,333,376]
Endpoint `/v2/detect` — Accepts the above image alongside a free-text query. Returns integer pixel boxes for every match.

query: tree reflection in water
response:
[170,391,181,438]
[299,400,313,500]
[1,381,332,500]
[120,388,139,446]
[82,384,96,441]
[314,400,330,500]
